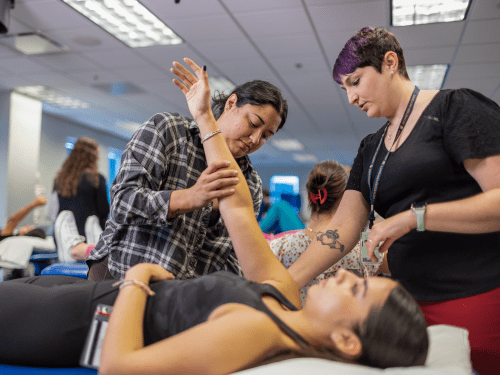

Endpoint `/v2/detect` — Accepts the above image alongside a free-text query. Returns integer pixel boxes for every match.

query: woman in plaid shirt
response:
[86,71,288,281]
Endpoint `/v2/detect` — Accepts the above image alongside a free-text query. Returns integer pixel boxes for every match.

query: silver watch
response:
[411,203,427,232]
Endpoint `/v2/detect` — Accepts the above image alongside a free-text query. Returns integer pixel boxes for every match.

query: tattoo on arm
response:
[315,229,345,252]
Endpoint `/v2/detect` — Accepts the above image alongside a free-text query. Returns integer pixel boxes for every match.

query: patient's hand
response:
[35,195,47,206]
[125,263,175,284]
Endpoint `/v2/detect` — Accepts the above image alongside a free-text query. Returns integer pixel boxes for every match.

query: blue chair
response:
[29,252,59,276]
[41,262,88,279]
[0,364,96,374]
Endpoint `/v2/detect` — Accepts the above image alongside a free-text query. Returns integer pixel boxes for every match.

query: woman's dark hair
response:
[332,27,410,85]
[24,228,46,239]
[246,282,428,370]
[355,285,429,368]
[306,160,348,215]
[211,80,288,131]
[55,137,99,198]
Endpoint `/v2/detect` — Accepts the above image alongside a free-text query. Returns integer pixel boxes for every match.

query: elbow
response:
[99,355,124,375]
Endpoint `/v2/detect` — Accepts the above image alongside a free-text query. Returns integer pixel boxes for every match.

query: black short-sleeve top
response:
[346,88,500,301]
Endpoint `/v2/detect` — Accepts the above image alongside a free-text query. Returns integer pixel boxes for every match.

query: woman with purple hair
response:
[287,27,500,375]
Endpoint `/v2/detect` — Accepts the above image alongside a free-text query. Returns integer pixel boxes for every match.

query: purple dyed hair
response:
[332,27,372,84]
[332,27,409,85]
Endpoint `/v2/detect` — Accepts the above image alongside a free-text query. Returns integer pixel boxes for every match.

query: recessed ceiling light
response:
[0,32,66,55]
[392,0,471,26]
[61,0,183,48]
[293,154,318,163]
[271,139,304,151]
[407,64,448,90]
[15,86,89,109]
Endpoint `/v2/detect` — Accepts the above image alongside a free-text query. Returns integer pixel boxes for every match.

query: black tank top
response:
[143,271,308,347]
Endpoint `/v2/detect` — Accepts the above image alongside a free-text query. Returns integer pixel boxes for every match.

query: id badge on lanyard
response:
[360,230,381,264]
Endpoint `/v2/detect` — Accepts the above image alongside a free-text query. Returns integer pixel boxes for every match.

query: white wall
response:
[0,92,11,227]
[5,93,42,228]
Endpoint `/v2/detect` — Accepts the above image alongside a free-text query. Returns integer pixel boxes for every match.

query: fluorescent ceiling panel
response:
[407,64,448,90]
[392,0,471,26]
[62,0,183,48]
[15,86,89,109]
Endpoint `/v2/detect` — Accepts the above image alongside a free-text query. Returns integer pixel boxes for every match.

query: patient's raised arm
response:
[171,58,299,301]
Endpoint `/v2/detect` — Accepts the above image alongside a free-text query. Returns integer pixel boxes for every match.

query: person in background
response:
[0,195,47,241]
[271,160,386,305]
[259,193,305,235]
[257,188,271,222]
[53,137,109,245]
[53,210,101,262]
[87,76,288,282]
[287,26,500,374]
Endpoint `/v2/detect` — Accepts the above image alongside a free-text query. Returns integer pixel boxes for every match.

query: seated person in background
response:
[53,210,102,262]
[53,137,109,239]
[271,160,386,305]
[0,195,47,241]
[87,73,288,282]
[0,58,429,373]
[260,193,305,235]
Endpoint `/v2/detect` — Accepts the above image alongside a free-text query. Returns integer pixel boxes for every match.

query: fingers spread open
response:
[172,78,189,95]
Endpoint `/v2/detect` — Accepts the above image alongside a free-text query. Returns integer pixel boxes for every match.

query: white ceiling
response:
[1,0,499,167]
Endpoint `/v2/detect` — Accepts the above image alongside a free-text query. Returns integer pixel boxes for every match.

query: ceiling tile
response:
[462,19,500,44]
[224,0,302,13]
[308,1,387,32]
[454,42,500,64]
[12,0,95,32]
[447,62,500,81]
[142,0,224,20]
[30,52,102,72]
[0,56,53,74]
[389,23,465,49]
[235,8,311,38]
[83,49,151,69]
[468,0,500,21]
[45,26,126,53]
[163,15,246,43]
[68,69,123,85]
[403,46,456,65]
[253,33,324,59]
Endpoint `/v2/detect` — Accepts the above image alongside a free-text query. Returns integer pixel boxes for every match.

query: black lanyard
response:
[367,86,420,228]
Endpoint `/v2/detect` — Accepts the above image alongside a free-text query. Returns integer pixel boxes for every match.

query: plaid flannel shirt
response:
[87,112,262,280]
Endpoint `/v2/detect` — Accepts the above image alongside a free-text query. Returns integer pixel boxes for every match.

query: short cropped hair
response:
[333,27,410,84]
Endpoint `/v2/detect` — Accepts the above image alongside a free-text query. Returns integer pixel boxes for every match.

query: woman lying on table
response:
[0,59,428,375]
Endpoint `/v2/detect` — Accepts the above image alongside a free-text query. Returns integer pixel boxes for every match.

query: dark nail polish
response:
[203,65,207,71]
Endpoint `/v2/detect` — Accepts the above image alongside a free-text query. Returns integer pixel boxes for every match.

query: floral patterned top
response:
[270,230,384,306]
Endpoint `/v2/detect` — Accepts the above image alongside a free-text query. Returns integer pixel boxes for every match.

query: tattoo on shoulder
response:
[315,229,345,253]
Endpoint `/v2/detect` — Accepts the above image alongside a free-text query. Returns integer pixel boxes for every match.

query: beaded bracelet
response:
[201,129,221,144]
[112,279,156,296]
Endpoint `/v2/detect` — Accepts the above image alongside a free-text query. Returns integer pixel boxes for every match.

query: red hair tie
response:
[311,188,327,205]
